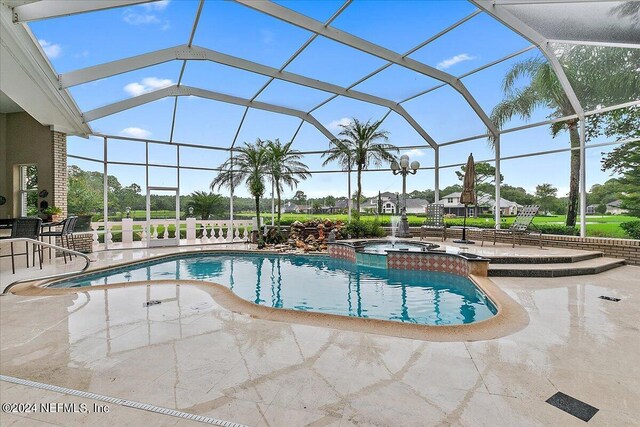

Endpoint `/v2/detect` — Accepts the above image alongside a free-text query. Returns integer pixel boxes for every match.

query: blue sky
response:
[31,0,619,200]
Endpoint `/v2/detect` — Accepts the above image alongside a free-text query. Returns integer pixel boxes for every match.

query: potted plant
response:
[41,206,62,222]
[74,213,94,232]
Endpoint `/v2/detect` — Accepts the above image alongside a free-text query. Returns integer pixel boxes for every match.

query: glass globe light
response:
[390,160,400,171]
[410,161,420,170]
[400,156,409,169]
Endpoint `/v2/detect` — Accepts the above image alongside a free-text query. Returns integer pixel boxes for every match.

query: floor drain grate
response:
[0,375,247,427]
[143,300,162,307]
[546,391,599,422]
[599,295,621,302]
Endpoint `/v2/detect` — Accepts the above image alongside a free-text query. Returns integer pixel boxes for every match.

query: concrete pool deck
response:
[1,243,639,425]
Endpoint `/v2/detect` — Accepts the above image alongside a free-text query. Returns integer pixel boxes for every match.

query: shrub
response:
[344,220,368,238]
[535,224,578,236]
[620,221,640,239]
[366,219,387,237]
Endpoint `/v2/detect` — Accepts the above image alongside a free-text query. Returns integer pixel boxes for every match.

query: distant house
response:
[606,200,627,215]
[361,192,429,214]
[586,204,599,215]
[282,201,306,213]
[440,192,520,217]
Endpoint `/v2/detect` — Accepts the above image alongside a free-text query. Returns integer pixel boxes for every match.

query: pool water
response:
[52,253,497,326]
[361,242,428,253]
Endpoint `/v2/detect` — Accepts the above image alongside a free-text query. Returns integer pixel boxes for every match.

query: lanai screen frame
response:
[12,0,640,238]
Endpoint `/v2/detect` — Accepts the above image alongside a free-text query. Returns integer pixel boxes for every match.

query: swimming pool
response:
[51,253,497,326]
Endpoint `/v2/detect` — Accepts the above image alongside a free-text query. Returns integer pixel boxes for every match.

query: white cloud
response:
[328,117,352,131]
[38,39,61,58]
[124,77,174,96]
[436,53,475,70]
[403,149,425,157]
[123,11,160,25]
[120,127,152,139]
[123,1,169,25]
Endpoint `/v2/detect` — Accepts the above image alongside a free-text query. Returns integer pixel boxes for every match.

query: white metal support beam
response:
[234,0,499,137]
[434,147,440,203]
[82,84,336,141]
[494,134,501,230]
[547,39,640,50]
[579,118,587,237]
[12,0,156,22]
[60,45,438,148]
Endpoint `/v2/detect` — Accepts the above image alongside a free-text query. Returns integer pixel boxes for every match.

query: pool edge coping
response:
[7,250,530,342]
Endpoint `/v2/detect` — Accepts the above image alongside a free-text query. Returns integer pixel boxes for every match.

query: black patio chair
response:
[420,204,447,242]
[0,217,43,274]
[40,216,77,263]
[481,205,542,248]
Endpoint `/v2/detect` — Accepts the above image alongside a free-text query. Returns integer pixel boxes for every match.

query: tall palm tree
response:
[265,139,311,229]
[323,118,398,214]
[211,140,268,228]
[491,57,581,226]
[491,46,639,227]
[322,138,353,219]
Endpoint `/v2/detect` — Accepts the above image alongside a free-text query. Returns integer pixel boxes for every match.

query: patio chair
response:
[420,204,446,242]
[0,217,43,274]
[40,216,77,263]
[481,205,542,248]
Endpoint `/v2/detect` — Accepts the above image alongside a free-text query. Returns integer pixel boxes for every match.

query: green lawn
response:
[238,212,637,239]
[90,211,635,239]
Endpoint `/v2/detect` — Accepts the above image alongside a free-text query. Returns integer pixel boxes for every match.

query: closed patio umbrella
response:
[454,153,476,244]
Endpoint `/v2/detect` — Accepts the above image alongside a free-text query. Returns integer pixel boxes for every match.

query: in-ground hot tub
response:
[358,240,438,254]
[328,239,489,277]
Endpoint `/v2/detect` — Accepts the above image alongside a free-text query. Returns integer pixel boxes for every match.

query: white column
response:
[579,118,586,237]
[121,218,133,244]
[103,136,109,249]
[347,168,352,221]
[186,217,196,241]
[229,153,234,240]
[434,146,440,203]
[494,134,501,230]
[271,177,275,226]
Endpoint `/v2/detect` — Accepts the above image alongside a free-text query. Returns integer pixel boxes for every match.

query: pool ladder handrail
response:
[1,237,91,295]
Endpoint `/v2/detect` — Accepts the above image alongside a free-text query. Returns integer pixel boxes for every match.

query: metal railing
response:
[1,238,91,296]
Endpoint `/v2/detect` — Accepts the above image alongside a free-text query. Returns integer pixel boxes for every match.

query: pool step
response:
[487,251,603,264]
[488,257,625,278]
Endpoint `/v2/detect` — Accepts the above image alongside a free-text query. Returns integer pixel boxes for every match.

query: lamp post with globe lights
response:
[391,154,420,238]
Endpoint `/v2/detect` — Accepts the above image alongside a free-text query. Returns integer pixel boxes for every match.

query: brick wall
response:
[402,227,640,266]
[54,232,93,256]
[51,131,67,218]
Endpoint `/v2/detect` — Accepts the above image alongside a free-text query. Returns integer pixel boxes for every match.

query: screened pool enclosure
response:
[6,0,639,245]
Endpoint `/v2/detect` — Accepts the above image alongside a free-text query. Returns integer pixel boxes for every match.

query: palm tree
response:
[491,57,583,226]
[491,46,639,227]
[322,138,353,219]
[211,140,268,229]
[323,118,398,214]
[186,191,223,220]
[264,139,311,229]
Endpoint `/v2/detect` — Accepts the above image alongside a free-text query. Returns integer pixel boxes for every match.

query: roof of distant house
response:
[607,199,623,208]
[440,191,520,208]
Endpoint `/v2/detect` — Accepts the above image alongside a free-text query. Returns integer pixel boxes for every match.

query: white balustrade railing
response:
[90,218,258,249]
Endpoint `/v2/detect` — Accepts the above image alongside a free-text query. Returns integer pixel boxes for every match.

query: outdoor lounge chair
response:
[481,205,542,248]
[420,204,446,242]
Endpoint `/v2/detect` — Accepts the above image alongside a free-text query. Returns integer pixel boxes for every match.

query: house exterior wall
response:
[606,206,627,215]
[0,112,67,218]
